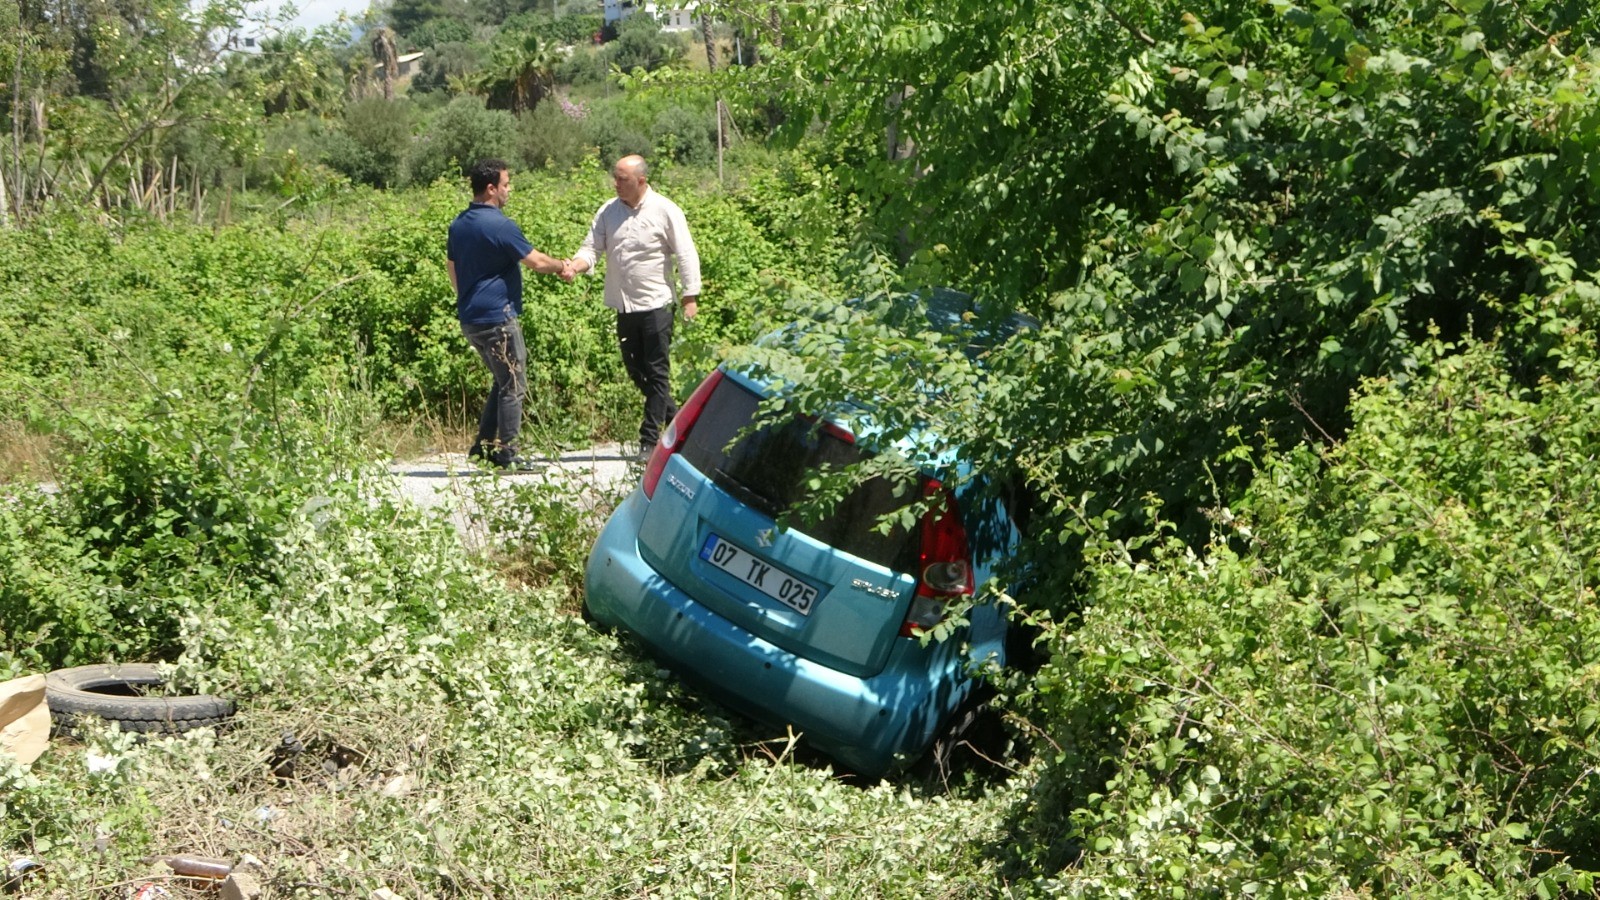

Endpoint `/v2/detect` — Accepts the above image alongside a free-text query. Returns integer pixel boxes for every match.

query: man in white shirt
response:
[563,155,701,457]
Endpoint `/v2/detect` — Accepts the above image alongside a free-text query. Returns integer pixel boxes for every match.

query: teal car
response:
[583,296,1026,777]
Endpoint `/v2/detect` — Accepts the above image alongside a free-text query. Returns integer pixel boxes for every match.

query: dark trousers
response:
[616,305,676,449]
[462,317,527,457]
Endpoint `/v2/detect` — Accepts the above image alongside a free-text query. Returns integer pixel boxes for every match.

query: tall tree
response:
[370,26,399,101]
[232,31,345,118]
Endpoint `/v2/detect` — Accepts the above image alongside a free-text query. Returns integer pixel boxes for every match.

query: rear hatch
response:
[634,371,920,678]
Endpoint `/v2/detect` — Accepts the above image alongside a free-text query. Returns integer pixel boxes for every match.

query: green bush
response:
[501,10,604,47]
[409,39,484,94]
[0,492,125,674]
[250,117,337,191]
[651,102,715,166]
[581,102,652,165]
[606,13,685,73]
[517,99,591,172]
[1008,334,1600,894]
[324,98,413,188]
[554,44,612,87]
[403,16,472,50]
[403,96,518,186]
[0,372,377,674]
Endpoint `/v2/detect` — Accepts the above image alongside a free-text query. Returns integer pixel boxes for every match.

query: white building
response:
[603,0,700,32]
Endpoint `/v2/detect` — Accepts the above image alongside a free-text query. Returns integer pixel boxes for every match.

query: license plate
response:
[700,534,818,615]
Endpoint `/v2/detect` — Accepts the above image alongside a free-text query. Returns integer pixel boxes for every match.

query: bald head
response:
[611,155,649,207]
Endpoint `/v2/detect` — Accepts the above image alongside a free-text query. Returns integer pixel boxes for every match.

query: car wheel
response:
[46,663,234,736]
[915,687,1009,784]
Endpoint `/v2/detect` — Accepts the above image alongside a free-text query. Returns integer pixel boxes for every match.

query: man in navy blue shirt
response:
[447,159,568,469]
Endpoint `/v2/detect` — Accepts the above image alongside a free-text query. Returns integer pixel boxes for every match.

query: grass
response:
[0,360,1028,893]
[4,475,1023,896]
[0,421,54,484]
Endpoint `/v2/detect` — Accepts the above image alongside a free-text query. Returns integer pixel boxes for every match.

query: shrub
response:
[1009,334,1600,894]
[517,100,591,172]
[606,13,685,73]
[404,17,472,50]
[324,98,413,188]
[403,96,517,186]
[501,10,604,47]
[650,103,714,166]
[409,40,484,94]
[249,117,344,193]
[554,44,612,87]
[1,372,378,673]
[581,103,651,165]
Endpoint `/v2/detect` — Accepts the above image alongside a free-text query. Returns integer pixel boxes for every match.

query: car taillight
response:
[902,479,972,637]
[642,369,724,499]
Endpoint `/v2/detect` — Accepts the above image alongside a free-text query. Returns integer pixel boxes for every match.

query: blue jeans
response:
[462,317,527,458]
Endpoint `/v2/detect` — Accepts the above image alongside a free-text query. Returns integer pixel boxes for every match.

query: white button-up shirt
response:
[573,187,701,313]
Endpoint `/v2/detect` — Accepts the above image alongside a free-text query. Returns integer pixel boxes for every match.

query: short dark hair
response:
[469,159,508,195]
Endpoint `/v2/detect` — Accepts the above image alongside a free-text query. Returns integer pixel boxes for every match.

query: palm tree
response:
[370,26,399,101]
[467,31,558,114]
[249,33,343,117]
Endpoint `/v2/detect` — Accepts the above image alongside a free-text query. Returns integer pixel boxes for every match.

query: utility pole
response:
[702,7,724,185]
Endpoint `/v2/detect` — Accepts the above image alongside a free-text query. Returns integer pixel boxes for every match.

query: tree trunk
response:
[701,13,717,72]
[372,28,398,102]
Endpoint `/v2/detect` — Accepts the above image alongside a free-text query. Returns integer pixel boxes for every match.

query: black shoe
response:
[468,442,491,464]
[490,449,547,473]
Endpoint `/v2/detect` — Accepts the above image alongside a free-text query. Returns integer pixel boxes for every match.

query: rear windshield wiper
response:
[711,468,781,518]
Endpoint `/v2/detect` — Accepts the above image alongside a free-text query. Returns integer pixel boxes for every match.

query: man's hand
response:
[681,296,698,321]
[558,259,576,283]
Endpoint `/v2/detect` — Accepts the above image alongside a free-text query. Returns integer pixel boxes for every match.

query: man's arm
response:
[447,259,458,294]
[521,247,566,275]
[565,204,607,278]
[667,204,701,319]
[666,205,701,295]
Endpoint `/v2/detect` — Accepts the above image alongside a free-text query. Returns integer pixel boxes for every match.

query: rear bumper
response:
[584,491,969,777]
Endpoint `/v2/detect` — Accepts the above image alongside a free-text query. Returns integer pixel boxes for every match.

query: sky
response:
[293,0,373,29]
[255,0,373,32]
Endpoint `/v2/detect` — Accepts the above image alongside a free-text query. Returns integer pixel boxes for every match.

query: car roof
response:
[874,287,1038,359]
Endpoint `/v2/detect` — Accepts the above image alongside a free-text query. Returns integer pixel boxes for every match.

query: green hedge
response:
[0,168,802,449]
[1009,333,1600,895]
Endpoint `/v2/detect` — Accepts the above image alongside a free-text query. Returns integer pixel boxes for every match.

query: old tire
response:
[46,664,234,736]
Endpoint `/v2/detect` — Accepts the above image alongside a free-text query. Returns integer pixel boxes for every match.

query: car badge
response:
[756,528,775,548]
[851,579,899,600]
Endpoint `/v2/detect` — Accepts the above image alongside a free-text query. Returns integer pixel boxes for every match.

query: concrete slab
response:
[383,443,643,550]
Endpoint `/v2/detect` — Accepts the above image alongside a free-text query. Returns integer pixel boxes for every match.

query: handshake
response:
[554,258,583,284]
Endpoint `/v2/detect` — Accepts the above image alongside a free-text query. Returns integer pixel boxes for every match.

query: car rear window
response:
[679,377,919,572]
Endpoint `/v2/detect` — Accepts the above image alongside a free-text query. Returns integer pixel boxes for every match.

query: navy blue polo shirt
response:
[447,203,535,325]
